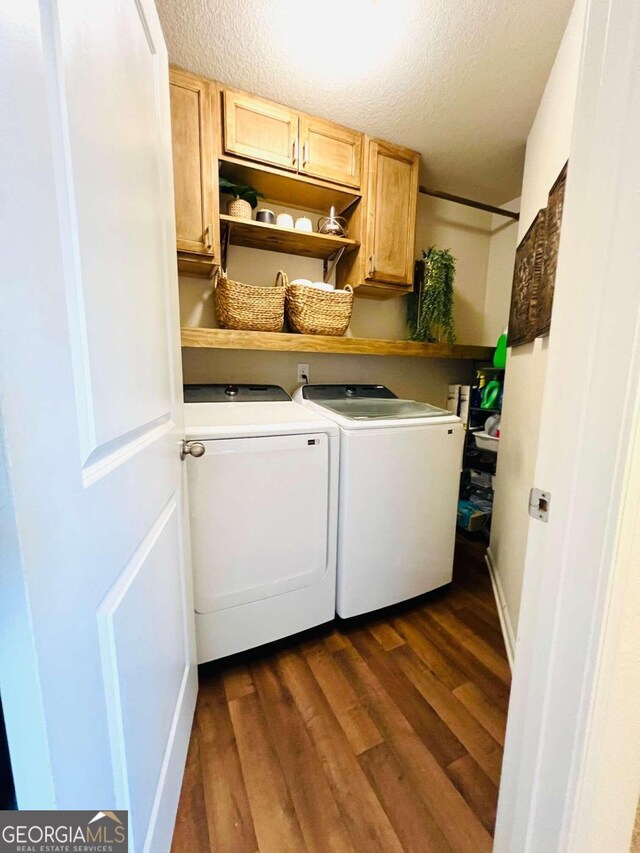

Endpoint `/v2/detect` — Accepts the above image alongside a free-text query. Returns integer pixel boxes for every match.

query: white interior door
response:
[0,1,196,851]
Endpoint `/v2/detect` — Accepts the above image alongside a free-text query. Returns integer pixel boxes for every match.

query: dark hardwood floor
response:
[172,535,510,853]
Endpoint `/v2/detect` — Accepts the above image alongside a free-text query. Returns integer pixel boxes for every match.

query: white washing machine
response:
[294,384,464,618]
[184,384,339,663]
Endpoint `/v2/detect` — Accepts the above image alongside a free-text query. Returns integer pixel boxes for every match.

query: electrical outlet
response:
[297,363,310,384]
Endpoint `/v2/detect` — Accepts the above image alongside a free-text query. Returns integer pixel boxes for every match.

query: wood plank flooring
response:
[172,536,510,853]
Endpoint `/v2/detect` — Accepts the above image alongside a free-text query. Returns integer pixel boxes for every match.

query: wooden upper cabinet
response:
[169,69,219,262]
[167,70,420,293]
[221,90,362,189]
[365,140,419,287]
[223,90,299,171]
[299,116,362,188]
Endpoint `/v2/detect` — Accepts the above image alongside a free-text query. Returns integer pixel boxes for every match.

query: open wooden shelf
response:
[181,327,494,360]
[219,156,361,215]
[220,214,358,260]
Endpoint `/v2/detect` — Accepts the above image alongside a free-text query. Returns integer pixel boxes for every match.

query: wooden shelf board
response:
[220,214,358,260]
[181,327,494,360]
[219,156,361,215]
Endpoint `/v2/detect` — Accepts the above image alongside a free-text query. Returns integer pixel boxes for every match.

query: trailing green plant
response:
[407,246,457,346]
[219,176,264,209]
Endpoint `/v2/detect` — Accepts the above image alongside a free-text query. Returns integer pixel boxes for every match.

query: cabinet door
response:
[169,69,218,258]
[223,89,299,171]
[365,140,419,286]
[299,116,362,188]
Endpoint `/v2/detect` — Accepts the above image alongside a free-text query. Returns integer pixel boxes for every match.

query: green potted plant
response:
[407,246,457,346]
[219,176,264,220]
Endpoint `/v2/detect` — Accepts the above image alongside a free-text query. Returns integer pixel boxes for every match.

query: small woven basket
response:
[286,281,354,336]
[214,270,286,332]
[226,198,252,219]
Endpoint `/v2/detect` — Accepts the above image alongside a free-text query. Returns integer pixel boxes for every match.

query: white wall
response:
[183,348,472,407]
[180,193,501,403]
[482,199,520,346]
[490,338,549,630]
[489,1,585,634]
[415,195,493,345]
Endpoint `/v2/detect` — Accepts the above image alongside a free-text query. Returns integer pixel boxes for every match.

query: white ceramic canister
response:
[276,213,294,228]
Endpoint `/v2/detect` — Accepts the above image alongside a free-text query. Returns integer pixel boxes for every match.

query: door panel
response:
[366,140,419,286]
[188,434,329,612]
[98,500,188,851]
[169,70,217,257]
[0,0,196,847]
[58,0,172,459]
[224,89,298,170]
[299,116,362,188]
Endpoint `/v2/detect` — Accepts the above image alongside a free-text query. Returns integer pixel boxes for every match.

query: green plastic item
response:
[494,333,507,369]
[481,380,501,409]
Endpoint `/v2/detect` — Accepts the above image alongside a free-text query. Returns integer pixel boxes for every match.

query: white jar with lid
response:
[294,216,313,232]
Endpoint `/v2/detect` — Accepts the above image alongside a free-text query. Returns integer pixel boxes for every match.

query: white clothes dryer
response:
[184,384,339,662]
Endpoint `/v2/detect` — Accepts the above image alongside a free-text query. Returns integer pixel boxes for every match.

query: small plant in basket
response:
[219,177,264,219]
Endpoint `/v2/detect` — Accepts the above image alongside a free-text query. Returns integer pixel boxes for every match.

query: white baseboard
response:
[485,547,515,670]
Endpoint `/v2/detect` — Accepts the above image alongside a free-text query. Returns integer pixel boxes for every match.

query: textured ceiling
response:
[155,0,574,204]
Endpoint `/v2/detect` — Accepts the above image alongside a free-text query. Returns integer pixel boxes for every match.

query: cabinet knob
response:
[303,141,309,167]
[368,255,376,277]
[293,138,298,165]
[180,440,206,460]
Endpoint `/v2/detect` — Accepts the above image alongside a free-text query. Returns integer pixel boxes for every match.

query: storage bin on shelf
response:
[285,274,354,337]
[474,431,499,453]
[457,500,490,533]
[214,270,286,332]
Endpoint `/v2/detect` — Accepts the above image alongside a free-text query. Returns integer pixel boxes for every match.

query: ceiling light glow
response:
[272,0,409,81]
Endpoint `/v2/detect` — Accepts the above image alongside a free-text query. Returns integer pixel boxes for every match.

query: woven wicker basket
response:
[286,281,354,336]
[214,270,286,332]
[226,198,252,219]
